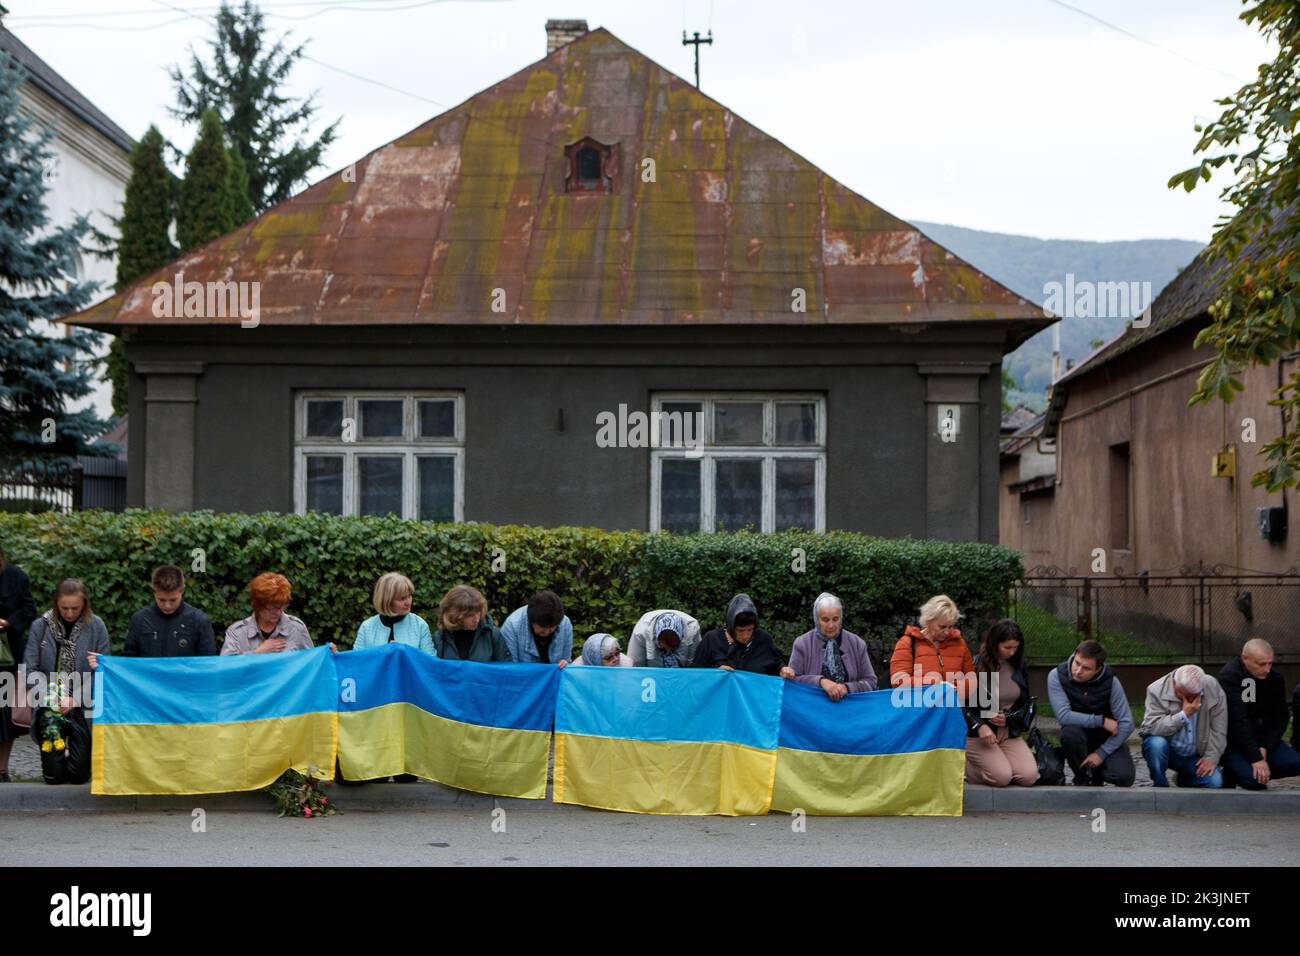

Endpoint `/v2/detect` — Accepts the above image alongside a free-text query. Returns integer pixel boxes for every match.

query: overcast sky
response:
[6,0,1274,243]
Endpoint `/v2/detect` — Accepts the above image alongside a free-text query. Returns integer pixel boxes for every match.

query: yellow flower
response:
[41,741,52,752]
[54,739,66,751]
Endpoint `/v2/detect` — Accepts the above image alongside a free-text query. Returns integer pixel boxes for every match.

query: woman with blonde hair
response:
[889,594,975,696]
[431,585,511,662]
[353,572,435,654]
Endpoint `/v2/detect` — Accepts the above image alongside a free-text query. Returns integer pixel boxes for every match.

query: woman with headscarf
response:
[570,633,632,667]
[780,592,877,700]
[627,609,701,667]
[692,593,784,676]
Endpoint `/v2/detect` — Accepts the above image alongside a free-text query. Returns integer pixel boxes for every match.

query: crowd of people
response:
[1,547,1298,795]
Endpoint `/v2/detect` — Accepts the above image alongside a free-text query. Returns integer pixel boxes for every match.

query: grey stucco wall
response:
[124,324,1012,541]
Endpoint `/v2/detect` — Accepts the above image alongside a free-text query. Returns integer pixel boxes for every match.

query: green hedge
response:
[0,510,1022,658]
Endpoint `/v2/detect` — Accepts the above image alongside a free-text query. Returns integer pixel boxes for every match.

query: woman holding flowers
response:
[23,580,109,785]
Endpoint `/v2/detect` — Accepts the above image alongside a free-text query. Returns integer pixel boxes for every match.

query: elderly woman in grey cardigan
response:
[780,593,877,701]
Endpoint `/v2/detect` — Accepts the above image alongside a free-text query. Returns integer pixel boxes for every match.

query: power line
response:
[148,0,564,152]
[10,0,514,30]
[6,0,434,20]
[1043,0,1246,83]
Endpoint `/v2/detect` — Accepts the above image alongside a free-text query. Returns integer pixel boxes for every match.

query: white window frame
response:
[294,391,465,521]
[649,393,826,533]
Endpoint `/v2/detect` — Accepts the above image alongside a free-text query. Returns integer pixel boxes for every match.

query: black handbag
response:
[1028,726,1065,785]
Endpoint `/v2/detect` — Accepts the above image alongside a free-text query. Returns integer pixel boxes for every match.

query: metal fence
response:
[0,457,127,514]
[1012,566,1300,664]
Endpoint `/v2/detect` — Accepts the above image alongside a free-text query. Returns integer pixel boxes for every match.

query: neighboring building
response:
[998,406,1055,568]
[1,8,133,416]
[65,22,1049,538]
[999,240,1297,654]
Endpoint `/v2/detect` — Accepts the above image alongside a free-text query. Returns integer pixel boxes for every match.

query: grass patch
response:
[1012,603,1180,663]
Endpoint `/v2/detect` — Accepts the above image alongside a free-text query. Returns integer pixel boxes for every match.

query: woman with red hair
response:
[221,573,316,655]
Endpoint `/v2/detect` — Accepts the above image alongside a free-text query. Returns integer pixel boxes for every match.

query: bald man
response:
[1216,639,1300,790]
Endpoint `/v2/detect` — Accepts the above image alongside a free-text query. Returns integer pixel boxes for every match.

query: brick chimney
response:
[545,19,588,54]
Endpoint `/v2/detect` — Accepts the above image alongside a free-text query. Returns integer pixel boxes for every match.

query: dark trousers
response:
[32,708,91,785]
[1060,724,1135,787]
[1221,741,1300,790]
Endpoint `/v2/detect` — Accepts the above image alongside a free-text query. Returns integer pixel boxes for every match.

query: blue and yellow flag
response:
[771,682,968,816]
[91,646,338,796]
[554,667,784,816]
[335,643,559,799]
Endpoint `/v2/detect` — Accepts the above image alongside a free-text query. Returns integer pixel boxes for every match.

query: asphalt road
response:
[2,808,1296,866]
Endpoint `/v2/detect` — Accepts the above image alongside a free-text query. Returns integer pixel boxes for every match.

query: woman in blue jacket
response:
[353,572,436,654]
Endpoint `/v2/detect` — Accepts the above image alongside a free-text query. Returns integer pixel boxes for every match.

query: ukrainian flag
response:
[771,682,968,816]
[335,643,559,799]
[91,646,338,796]
[554,667,783,816]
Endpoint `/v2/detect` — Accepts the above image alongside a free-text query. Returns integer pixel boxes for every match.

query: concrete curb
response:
[3,781,1298,815]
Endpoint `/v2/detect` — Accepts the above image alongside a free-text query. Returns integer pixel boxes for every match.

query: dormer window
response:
[565,137,615,193]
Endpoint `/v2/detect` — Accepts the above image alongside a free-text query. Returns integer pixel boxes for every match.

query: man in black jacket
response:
[0,546,39,781]
[122,565,216,657]
[1215,639,1300,790]
[692,593,783,676]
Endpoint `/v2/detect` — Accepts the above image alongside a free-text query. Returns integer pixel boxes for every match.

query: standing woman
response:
[353,572,435,653]
[0,546,38,781]
[432,585,511,662]
[23,580,110,786]
[781,592,877,699]
[964,619,1038,787]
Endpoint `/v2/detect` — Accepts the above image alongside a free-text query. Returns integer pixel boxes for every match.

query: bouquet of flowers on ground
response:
[266,765,338,818]
[40,678,68,755]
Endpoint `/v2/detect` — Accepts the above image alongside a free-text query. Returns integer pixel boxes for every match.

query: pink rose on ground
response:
[304,807,312,817]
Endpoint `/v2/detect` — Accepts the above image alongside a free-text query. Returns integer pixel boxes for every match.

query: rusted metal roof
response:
[66,28,1046,334]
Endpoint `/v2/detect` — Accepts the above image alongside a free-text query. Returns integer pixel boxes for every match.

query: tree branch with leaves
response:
[1169,1,1299,492]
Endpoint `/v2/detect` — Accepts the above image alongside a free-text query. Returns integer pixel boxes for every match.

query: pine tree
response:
[226,143,255,225]
[0,52,113,479]
[177,109,237,253]
[169,0,339,212]
[107,125,178,417]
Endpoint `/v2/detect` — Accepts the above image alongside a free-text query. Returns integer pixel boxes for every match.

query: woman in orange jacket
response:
[889,594,976,699]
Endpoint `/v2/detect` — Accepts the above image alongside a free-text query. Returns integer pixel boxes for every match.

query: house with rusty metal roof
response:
[64,20,1051,539]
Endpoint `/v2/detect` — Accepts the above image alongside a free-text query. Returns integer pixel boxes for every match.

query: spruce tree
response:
[177,109,236,252]
[170,0,339,212]
[107,125,178,417]
[0,52,113,479]
[226,143,255,226]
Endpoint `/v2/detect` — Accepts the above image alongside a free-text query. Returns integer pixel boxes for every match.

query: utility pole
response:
[682,30,713,89]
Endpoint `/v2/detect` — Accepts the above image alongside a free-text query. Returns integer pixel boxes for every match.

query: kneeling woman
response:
[964,619,1039,787]
[354,572,436,654]
[780,592,877,699]
[432,585,511,662]
[23,580,110,786]
[570,633,632,667]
